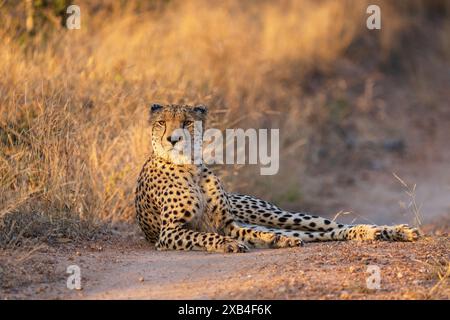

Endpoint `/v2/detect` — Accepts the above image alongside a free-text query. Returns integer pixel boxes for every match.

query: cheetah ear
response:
[150,103,164,113]
[193,104,208,115]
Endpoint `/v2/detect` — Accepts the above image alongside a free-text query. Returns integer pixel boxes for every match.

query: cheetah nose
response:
[167,135,182,146]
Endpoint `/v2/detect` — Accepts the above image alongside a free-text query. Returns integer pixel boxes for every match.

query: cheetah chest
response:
[186,184,220,234]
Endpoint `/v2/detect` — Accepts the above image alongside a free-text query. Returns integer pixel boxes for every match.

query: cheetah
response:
[135,103,420,253]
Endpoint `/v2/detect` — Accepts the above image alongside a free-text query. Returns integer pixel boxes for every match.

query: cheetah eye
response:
[156,121,165,126]
[183,121,193,128]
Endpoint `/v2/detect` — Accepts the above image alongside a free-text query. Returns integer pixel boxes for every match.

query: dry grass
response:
[1,0,449,246]
[393,173,424,230]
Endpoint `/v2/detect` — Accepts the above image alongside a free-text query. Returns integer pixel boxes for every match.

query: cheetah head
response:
[149,103,208,164]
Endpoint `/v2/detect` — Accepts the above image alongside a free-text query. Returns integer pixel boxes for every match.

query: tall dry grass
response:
[1,0,449,244]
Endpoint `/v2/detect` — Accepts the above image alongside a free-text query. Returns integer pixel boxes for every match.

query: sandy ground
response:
[1,233,448,300]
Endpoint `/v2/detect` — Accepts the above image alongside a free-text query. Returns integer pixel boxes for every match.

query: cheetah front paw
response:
[271,235,304,248]
[219,238,249,253]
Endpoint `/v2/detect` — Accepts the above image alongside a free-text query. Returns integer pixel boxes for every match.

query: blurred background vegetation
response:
[1,0,449,245]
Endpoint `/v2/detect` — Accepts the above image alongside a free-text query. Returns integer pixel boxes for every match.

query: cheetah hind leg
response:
[237,223,371,242]
[229,194,421,242]
[238,223,421,242]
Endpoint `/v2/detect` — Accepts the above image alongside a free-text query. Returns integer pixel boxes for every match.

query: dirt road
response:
[1,233,448,300]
